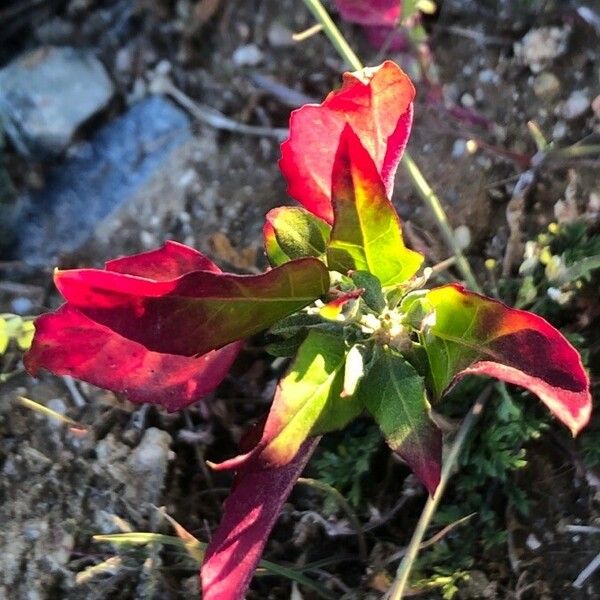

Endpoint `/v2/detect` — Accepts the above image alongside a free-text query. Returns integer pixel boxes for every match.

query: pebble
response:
[232,44,264,67]
[0,46,115,158]
[125,427,172,506]
[268,21,294,47]
[552,120,567,140]
[533,72,561,100]
[454,225,471,250]
[526,533,542,551]
[515,26,570,73]
[562,90,590,120]
[460,92,475,108]
[451,139,467,158]
[11,297,33,314]
[114,47,133,73]
[478,69,499,84]
[592,94,600,119]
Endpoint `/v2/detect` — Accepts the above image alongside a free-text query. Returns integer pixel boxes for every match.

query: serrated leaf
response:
[327,126,423,286]
[357,345,441,494]
[422,284,591,435]
[263,207,331,266]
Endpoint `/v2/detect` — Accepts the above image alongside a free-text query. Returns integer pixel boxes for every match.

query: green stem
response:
[303,0,363,70]
[386,385,492,600]
[298,477,368,561]
[301,0,481,292]
[401,155,481,292]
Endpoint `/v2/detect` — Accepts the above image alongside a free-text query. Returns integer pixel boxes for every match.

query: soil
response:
[0,1,598,599]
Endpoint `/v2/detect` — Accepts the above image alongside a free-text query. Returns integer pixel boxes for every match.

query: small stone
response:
[47,399,68,428]
[526,533,542,550]
[552,120,567,140]
[562,90,590,120]
[454,225,471,250]
[533,72,561,100]
[451,139,467,158]
[461,92,475,108]
[232,44,264,67]
[268,21,294,47]
[592,94,600,119]
[515,26,570,73]
[115,47,133,73]
[478,69,499,84]
[0,46,115,158]
[125,427,172,505]
[11,297,33,314]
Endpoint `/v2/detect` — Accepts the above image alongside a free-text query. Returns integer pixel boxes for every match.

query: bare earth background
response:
[0,1,598,599]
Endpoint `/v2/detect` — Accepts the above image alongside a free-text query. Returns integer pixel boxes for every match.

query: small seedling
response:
[25,61,591,600]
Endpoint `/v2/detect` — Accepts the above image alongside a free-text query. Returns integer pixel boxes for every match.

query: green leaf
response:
[0,317,8,354]
[16,320,35,351]
[357,345,441,494]
[258,330,364,466]
[350,270,385,312]
[326,126,423,286]
[265,334,306,358]
[264,207,331,266]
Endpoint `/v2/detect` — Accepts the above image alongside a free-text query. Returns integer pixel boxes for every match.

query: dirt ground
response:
[0,1,598,599]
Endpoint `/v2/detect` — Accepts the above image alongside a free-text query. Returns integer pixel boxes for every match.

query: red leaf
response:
[424,284,592,435]
[363,25,408,51]
[280,61,414,223]
[25,242,242,411]
[51,257,329,357]
[25,305,241,411]
[333,0,401,26]
[201,438,319,600]
[106,240,221,278]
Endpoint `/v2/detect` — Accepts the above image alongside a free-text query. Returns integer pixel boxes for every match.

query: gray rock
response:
[514,27,570,73]
[125,428,172,506]
[533,72,561,100]
[561,90,590,120]
[15,96,192,265]
[0,46,114,158]
[232,43,264,67]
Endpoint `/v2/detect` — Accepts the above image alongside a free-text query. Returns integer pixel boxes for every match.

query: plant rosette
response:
[25,61,591,600]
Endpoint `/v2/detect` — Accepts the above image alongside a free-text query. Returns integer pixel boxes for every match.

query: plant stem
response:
[401,154,481,292]
[386,385,493,600]
[299,4,489,596]
[302,0,363,70]
[301,0,481,292]
[298,476,368,561]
